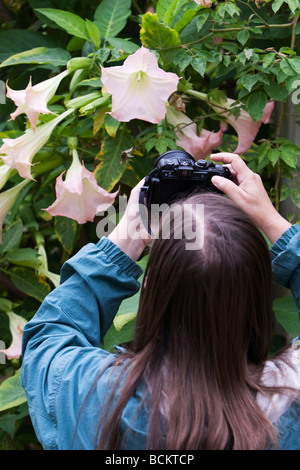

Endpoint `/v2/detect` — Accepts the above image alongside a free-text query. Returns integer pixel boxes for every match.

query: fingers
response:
[211,175,244,204]
[210,152,253,183]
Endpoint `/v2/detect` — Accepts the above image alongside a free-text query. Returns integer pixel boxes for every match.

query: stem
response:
[210,23,292,33]
[157,23,293,51]
[274,101,284,211]
[183,89,209,102]
[273,16,299,211]
[236,0,269,26]
[290,15,299,51]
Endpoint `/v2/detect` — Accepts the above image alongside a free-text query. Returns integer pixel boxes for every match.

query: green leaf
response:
[262,53,275,70]
[265,82,288,101]
[237,29,249,46]
[104,114,121,138]
[175,8,198,33]
[0,299,14,313]
[54,216,77,254]
[291,190,300,207]
[94,128,133,191]
[140,12,180,62]
[288,57,300,74]
[85,19,101,48]
[101,317,135,352]
[0,29,59,62]
[279,143,299,167]
[241,74,259,92]
[5,248,41,269]
[195,12,210,32]
[273,297,300,337]
[267,148,280,166]
[280,152,297,168]
[217,2,240,18]
[287,0,299,13]
[94,0,131,38]
[174,49,192,71]
[280,183,291,201]
[0,369,27,412]
[157,0,187,26]
[272,0,285,12]
[191,56,206,77]
[35,8,89,40]
[246,91,267,122]
[102,255,148,351]
[106,38,139,54]
[0,403,28,438]
[0,47,71,68]
[8,267,51,302]
[0,219,23,254]
[280,58,296,77]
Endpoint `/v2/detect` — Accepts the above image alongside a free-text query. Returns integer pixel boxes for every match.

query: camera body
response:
[140,150,232,210]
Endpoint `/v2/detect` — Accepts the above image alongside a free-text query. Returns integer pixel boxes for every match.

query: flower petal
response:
[0,312,27,360]
[0,109,73,179]
[215,99,274,154]
[45,152,118,224]
[101,46,179,123]
[6,71,68,129]
[166,106,223,159]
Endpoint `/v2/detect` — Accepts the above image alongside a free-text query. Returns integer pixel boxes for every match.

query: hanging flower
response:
[193,0,212,7]
[166,105,223,159]
[6,70,69,130]
[37,244,60,288]
[224,99,274,154]
[0,163,12,190]
[101,46,179,123]
[0,312,27,360]
[0,179,30,243]
[44,148,118,224]
[0,109,73,180]
[185,89,274,154]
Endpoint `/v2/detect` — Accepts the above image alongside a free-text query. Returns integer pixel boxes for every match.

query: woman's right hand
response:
[210,152,291,244]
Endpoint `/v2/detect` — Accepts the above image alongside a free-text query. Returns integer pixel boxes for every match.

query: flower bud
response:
[67,57,92,73]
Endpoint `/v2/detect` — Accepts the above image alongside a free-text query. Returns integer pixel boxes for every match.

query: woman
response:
[21,153,300,450]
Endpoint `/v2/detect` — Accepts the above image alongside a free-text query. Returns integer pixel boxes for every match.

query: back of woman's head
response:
[98,192,279,450]
[135,192,273,370]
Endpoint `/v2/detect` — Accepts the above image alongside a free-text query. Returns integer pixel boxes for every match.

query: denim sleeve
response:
[270,225,300,314]
[21,237,143,449]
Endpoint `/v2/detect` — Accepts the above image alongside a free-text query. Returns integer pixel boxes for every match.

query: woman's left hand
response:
[108,178,152,261]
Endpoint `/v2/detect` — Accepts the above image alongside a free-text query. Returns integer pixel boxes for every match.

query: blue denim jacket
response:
[21,226,300,450]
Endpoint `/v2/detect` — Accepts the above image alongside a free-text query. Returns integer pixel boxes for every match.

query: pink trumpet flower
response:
[101,46,179,123]
[194,0,212,6]
[166,105,223,159]
[6,70,69,130]
[185,90,274,154]
[45,148,118,224]
[0,109,73,180]
[0,312,27,360]
[0,163,12,190]
[225,99,274,154]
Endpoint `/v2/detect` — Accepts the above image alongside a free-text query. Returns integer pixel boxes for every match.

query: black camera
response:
[139,149,232,210]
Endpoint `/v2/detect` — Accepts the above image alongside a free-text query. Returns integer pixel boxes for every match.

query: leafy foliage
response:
[0,0,299,448]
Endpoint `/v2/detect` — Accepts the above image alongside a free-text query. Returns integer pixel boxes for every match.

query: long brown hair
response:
[94,192,293,449]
